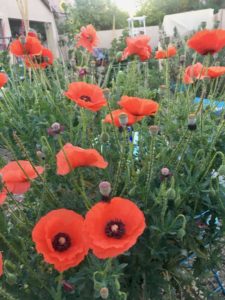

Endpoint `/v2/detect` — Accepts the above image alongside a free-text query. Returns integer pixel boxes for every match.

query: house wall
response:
[0,0,59,57]
[97,26,159,49]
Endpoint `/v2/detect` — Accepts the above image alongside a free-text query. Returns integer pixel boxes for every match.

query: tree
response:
[136,0,225,26]
[60,0,128,34]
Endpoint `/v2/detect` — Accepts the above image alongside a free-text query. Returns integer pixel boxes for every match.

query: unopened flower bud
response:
[36,150,45,160]
[119,113,128,128]
[62,280,75,292]
[218,165,225,176]
[179,55,186,65]
[99,181,111,197]
[116,51,123,61]
[100,132,109,143]
[100,287,109,299]
[166,188,176,200]
[161,167,170,176]
[149,125,160,136]
[19,35,26,45]
[103,88,110,99]
[188,114,197,131]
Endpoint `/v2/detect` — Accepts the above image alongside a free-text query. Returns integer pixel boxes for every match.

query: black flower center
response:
[52,232,71,252]
[105,219,125,239]
[201,49,216,55]
[80,95,92,102]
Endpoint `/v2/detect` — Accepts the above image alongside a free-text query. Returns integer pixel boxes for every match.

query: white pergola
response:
[127,16,146,37]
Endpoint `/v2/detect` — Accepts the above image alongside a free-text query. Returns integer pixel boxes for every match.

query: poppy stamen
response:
[52,232,71,252]
[105,220,125,239]
[80,95,92,102]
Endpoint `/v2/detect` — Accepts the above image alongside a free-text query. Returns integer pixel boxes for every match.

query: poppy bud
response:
[19,35,26,45]
[179,55,186,65]
[166,188,176,200]
[90,60,96,67]
[100,132,109,143]
[149,125,160,136]
[218,165,225,176]
[100,287,109,299]
[99,181,111,202]
[6,273,17,285]
[103,88,110,99]
[36,150,45,160]
[160,167,172,181]
[188,114,197,130]
[161,167,170,176]
[116,51,123,61]
[118,113,128,128]
[62,280,75,293]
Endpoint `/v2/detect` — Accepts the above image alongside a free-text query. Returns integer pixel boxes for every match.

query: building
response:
[0,0,60,57]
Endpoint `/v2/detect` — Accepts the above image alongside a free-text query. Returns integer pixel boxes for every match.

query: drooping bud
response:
[100,132,109,143]
[188,114,197,131]
[36,150,45,160]
[103,88,110,99]
[19,35,26,45]
[100,287,109,299]
[99,181,111,202]
[149,125,160,136]
[218,165,225,176]
[118,113,128,128]
[166,188,176,200]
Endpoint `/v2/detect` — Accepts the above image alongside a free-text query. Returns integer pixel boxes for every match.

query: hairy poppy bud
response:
[188,114,197,131]
[100,132,109,143]
[166,188,176,200]
[161,167,170,176]
[103,88,110,99]
[100,287,109,299]
[149,125,160,136]
[19,35,26,45]
[99,181,111,202]
[36,150,45,160]
[118,113,128,128]
[218,165,225,176]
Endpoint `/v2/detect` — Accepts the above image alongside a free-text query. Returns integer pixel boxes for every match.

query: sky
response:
[114,0,138,16]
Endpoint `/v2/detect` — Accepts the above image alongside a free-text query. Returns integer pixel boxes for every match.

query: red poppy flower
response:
[75,24,99,53]
[183,63,207,84]
[0,73,8,88]
[104,109,144,127]
[56,143,108,175]
[187,29,225,55]
[0,253,3,277]
[122,35,151,61]
[118,96,159,117]
[64,82,107,112]
[32,209,88,272]
[9,36,43,57]
[84,197,146,258]
[25,47,54,69]
[206,66,225,78]
[0,161,44,205]
[155,45,177,59]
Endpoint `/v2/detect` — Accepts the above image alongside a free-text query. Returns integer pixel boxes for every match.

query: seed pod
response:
[100,287,109,299]
[118,113,128,128]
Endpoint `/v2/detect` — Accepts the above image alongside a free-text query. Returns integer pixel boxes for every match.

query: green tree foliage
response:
[59,0,129,35]
[136,0,225,26]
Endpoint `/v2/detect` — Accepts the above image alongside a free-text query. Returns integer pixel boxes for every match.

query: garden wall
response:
[97,26,159,49]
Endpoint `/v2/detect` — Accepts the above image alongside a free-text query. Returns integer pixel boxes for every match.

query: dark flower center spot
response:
[80,95,92,102]
[105,219,125,239]
[201,49,216,55]
[34,55,48,64]
[52,232,71,252]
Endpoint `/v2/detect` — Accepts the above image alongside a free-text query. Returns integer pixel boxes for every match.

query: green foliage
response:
[1,33,225,299]
[136,0,225,26]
